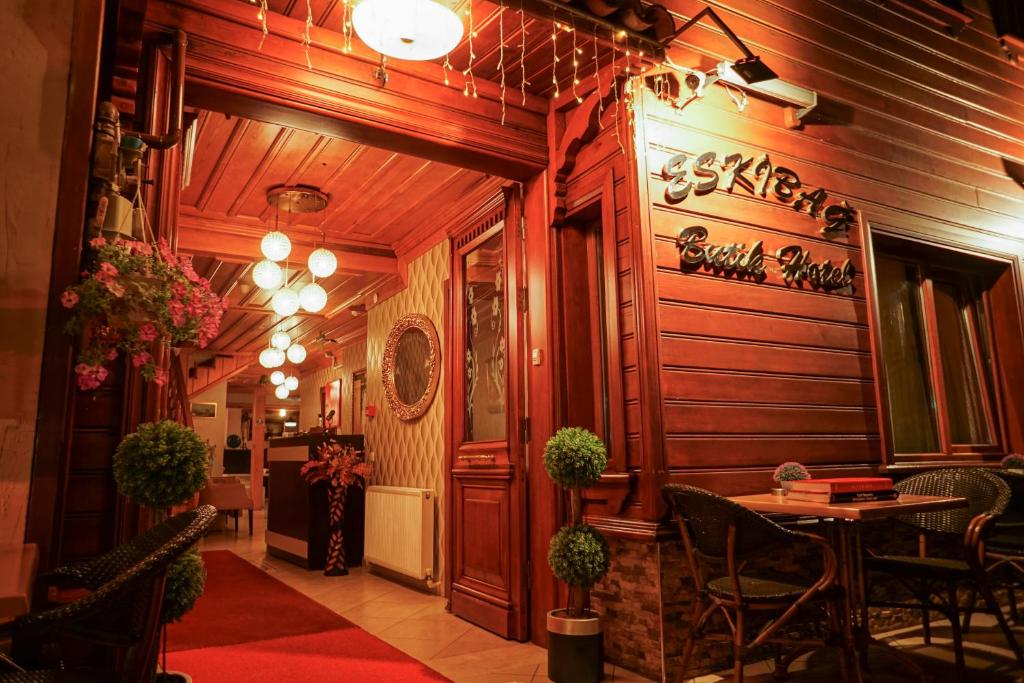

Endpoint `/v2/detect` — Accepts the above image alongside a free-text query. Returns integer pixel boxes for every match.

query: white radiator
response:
[363,486,435,580]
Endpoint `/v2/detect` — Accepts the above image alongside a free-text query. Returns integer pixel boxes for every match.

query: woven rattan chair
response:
[4,505,217,683]
[662,485,852,683]
[865,468,1022,679]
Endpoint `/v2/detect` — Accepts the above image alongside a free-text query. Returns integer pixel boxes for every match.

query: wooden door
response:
[449,190,529,640]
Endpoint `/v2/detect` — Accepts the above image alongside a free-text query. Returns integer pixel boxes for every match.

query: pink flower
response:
[104,280,125,297]
[94,261,119,285]
[61,290,79,308]
[138,323,158,342]
[153,368,169,386]
[89,237,106,248]
[105,348,118,361]
[131,241,153,256]
[74,363,109,391]
[132,351,151,368]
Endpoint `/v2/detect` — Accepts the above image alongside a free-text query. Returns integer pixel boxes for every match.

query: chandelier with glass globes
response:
[253,186,338,321]
[260,326,307,398]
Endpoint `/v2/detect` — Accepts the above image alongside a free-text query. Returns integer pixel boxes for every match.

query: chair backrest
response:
[894,468,1010,535]
[662,484,799,561]
[198,478,252,509]
[14,506,217,681]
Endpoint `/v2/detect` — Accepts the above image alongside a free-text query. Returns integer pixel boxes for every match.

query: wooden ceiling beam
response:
[145,0,548,180]
[177,212,399,275]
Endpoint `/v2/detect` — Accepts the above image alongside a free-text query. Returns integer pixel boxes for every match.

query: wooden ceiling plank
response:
[180,112,237,207]
[354,166,470,238]
[195,118,252,212]
[227,127,294,216]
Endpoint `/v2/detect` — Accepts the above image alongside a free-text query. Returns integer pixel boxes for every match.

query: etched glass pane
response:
[875,256,940,453]
[464,231,506,442]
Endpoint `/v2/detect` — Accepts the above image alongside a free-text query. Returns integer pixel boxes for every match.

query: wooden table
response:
[0,543,38,620]
[729,493,967,682]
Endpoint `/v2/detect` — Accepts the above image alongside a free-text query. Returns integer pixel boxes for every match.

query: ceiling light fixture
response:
[271,288,301,317]
[271,331,291,350]
[284,375,299,391]
[286,343,307,364]
[299,282,328,313]
[259,347,286,369]
[308,246,338,278]
[352,0,463,61]
[275,384,290,399]
[252,259,283,290]
[278,407,287,417]
[260,231,292,262]
[270,370,286,385]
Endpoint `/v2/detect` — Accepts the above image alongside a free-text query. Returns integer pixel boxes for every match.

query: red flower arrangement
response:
[62,236,227,390]
[300,441,372,489]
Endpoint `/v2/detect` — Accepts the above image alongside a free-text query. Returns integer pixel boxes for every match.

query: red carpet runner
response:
[166,550,450,682]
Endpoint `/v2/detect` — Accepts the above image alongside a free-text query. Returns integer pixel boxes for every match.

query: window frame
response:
[866,228,1012,465]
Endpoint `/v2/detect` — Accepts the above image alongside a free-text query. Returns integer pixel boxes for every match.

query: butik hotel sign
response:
[661,149,858,291]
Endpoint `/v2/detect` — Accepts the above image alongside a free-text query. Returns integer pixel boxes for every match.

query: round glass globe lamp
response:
[270,370,286,385]
[274,384,290,400]
[284,376,299,391]
[308,248,338,278]
[271,288,300,317]
[352,0,463,61]
[252,259,283,290]
[261,231,292,262]
[271,331,291,350]
[299,282,328,313]
[259,347,285,369]
[286,343,307,364]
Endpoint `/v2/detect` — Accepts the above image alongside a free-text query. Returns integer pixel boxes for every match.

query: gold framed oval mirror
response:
[382,314,441,421]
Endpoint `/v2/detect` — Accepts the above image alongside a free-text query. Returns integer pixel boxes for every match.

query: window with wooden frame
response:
[871,236,1011,461]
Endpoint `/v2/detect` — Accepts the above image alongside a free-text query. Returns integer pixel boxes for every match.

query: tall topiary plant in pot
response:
[544,427,610,683]
[114,420,210,683]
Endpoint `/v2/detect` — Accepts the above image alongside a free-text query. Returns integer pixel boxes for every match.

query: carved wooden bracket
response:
[550,68,626,227]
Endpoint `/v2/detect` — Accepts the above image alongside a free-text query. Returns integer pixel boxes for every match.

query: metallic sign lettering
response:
[677,226,855,292]
[661,151,857,237]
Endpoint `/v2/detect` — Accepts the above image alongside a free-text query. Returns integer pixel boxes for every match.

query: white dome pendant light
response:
[274,384,290,399]
[286,342,307,364]
[352,0,463,61]
[259,347,285,369]
[308,246,337,278]
[270,370,286,385]
[260,231,292,262]
[299,282,327,313]
[271,331,291,351]
[252,259,283,290]
[271,287,301,317]
[284,375,299,392]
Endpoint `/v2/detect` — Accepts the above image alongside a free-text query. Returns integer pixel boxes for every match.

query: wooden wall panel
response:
[633,0,1024,498]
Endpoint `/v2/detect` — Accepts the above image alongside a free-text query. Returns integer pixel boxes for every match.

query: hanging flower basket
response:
[300,441,372,576]
[62,236,227,390]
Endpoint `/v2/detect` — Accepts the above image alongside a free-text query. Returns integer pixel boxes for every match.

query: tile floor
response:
[201,511,1022,682]
[199,510,650,683]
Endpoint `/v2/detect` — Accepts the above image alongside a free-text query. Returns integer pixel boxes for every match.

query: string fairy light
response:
[551,17,559,98]
[443,53,453,86]
[463,6,478,97]
[303,0,313,70]
[612,28,624,154]
[341,0,353,53]
[594,29,603,128]
[519,0,528,105]
[497,2,507,124]
[257,0,269,50]
[571,17,581,104]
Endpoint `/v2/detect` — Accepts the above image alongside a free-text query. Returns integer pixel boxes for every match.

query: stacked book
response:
[787,478,898,504]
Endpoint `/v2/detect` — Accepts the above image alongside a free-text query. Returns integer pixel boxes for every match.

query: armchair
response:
[198,477,254,535]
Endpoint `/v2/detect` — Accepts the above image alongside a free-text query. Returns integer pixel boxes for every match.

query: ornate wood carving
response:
[550,68,625,226]
[382,313,441,421]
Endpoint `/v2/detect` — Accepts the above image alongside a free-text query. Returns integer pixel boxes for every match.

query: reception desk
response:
[266,434,365,570]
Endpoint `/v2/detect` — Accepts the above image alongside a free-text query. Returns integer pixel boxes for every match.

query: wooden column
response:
[251,388,265,510]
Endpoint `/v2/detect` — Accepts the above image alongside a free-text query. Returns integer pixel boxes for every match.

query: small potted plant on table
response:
[772,461,811,496]
[544,427,610,683]
[1002,453,1024,474]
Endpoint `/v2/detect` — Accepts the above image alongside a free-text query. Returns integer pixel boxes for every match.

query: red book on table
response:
[788,477,894,494]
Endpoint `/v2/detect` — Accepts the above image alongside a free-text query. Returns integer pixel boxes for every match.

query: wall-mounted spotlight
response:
[670,5,777,84]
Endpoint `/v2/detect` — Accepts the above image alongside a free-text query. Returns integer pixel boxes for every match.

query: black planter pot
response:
[547,609,604,683]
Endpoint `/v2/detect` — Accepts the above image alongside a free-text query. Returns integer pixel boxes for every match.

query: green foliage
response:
[543,427,608,490]
[1002,453,1024,470]
[162,547,205,624]
[114,420,209,509]
[226,434,243,449]
[773,461,810,483]
[548,525,610,588]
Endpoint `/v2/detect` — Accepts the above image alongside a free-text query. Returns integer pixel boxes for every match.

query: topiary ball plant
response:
[543,427,609,619]
[114,420,210,510]
[1002,453,1024,470]
[548,525,610,588]
[161,547,206,625]
[773,461,811,483]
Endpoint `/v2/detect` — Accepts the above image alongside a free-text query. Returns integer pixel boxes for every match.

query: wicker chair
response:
[964,468,1024,628]
[3,505,217,683]
[662,485,852,683]
[865,468,1022,679]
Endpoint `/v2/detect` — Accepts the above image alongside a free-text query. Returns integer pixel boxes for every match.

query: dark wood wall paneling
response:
[636,0,1024,497]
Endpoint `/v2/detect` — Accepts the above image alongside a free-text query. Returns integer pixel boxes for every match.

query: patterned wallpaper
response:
[299,338,367,434]
[365,241,449,589]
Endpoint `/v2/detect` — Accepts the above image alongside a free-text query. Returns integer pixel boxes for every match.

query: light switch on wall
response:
[531,348,543,366]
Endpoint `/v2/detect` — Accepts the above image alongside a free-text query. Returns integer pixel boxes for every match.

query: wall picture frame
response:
[190,401,218,419]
